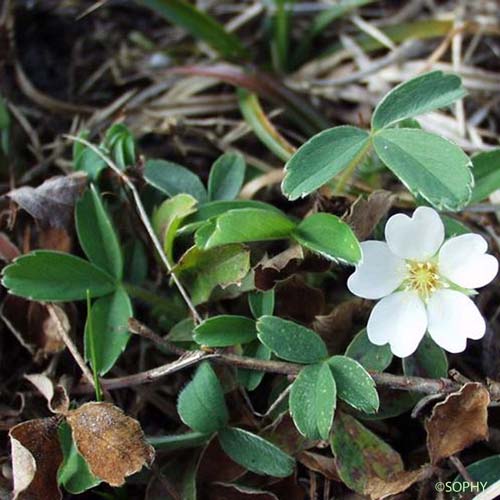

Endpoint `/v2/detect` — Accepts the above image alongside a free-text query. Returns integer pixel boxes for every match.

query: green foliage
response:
[152,194,197,261]
[291,213,362,263]
[257,315,328,364]
[289,363,336,440]
[371,71,466,130]
[327,356,379,413]
[177,362,229,434]
[104,123,136,170]
[136,0,247,59]
[148,431,210,451]
[403,334,448,378]
[76,185,123,280]
[282,126,370,199]
[248,290,275,318]
[194,208,296,249]
[470,149,500,203]
[373,128,472,210]
[144,159,208,202]
[331,413,404,494]
[193,315,256,347]
[218,427,295,477]
[237,340,272,391]
[58,422,101,494]
[84,287,133,375]
[73,131,107,180]
[174,244,250,305]
[452,455,500,493]
[345,329,393,372]
[207,152,246,201]
[2,251,116,301]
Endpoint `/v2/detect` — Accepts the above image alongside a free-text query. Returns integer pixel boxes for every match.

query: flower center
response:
[404,261,441,299]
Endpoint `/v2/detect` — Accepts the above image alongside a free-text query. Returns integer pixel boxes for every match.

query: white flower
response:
[347,207,498,358]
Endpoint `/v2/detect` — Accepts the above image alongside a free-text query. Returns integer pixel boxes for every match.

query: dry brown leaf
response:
[24,374,70,415]
[0,297,67,360]
[297,450,340,481]
[254,245,304,291]
[364,466,434,500]
[9,417,63,500]
[6,172,87,229]
[37,226,72,252]
[344,190,394,241]
[425,382,490,464]
[0,232,20,262]
[66,402,155,487]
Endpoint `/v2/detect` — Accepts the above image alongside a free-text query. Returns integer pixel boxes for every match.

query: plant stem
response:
[333,140,372,195]
[85,291,103,401]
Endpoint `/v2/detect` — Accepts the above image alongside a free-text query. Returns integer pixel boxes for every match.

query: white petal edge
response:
[385,206,444,261]
[367,291,427,358]
[439,233,498,289]
[347,241,406,300]
[427,289,485,353]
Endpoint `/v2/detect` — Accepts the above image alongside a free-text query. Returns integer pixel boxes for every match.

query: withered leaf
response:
[24,374,69,415]
[10,417,63,500]
[6,172,87,229]
[364,466,434,500]
[254,245,304,291]
[425,382,490,464]
[0,297,67,360]
[0,232,20,262]
[344,190,394,241]
[297,450,340,481]
[66,402,155,487]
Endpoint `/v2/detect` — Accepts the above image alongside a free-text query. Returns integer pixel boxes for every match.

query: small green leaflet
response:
[282,126,370,200]
[248,290,275,318]
[403,334,448,379]
[470,149,500,204]
[194,208,296,249]
[373,128,473,211]
[372,70,466,130]
[208,152,246,201]
[257,315,328,364]
[237,340,272,391]
[144,159,207,202]
[84,287,133,376]
[177,362,229,434]
[218,427,295,478]
[193,315,256,347]
[291,213,362,264]
[289,363,336,440]
[327,356,379,413]
[2,251,116,301]
[76,185,123,280]
[345,329,393,372]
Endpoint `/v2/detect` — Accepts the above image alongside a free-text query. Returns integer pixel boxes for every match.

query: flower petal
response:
[427,289,485,353]
[347,241,406,300]
[439,233,498,289]
[385,206,444,261]
[367,291,427,358]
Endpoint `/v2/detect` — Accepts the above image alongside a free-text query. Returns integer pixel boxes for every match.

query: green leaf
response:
[331,413,403,494]
[194,208,296,249]
[218,427,294,478]
[372,71,466,130]
[76,185,123,280]
[373,128,473,210]
[167,317,195,343]
[452,455,500,492]
[282,126,370,200]
[104,123,136,169]
[208,152,246,201]
[174,244,250,305]
[152,194,197,261]
[345,329,393,372]
[180,199,281,234]
[2,251,116,301]
[257,315,328,364]
[289,363,336,440]
[84,287,133,375]
[470,149,500,204]
[193,315,256,347]
[248,290,275,318]
[237,340,272,391]
[144,159,207,202]
[442,214,470,238]
[403,334,448,379]
[177,361,229,433]
[136,0,247,59]
[58,422,101,494]
[73,131,106,180]
[327,356,379,413]
[292,213,362,263]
